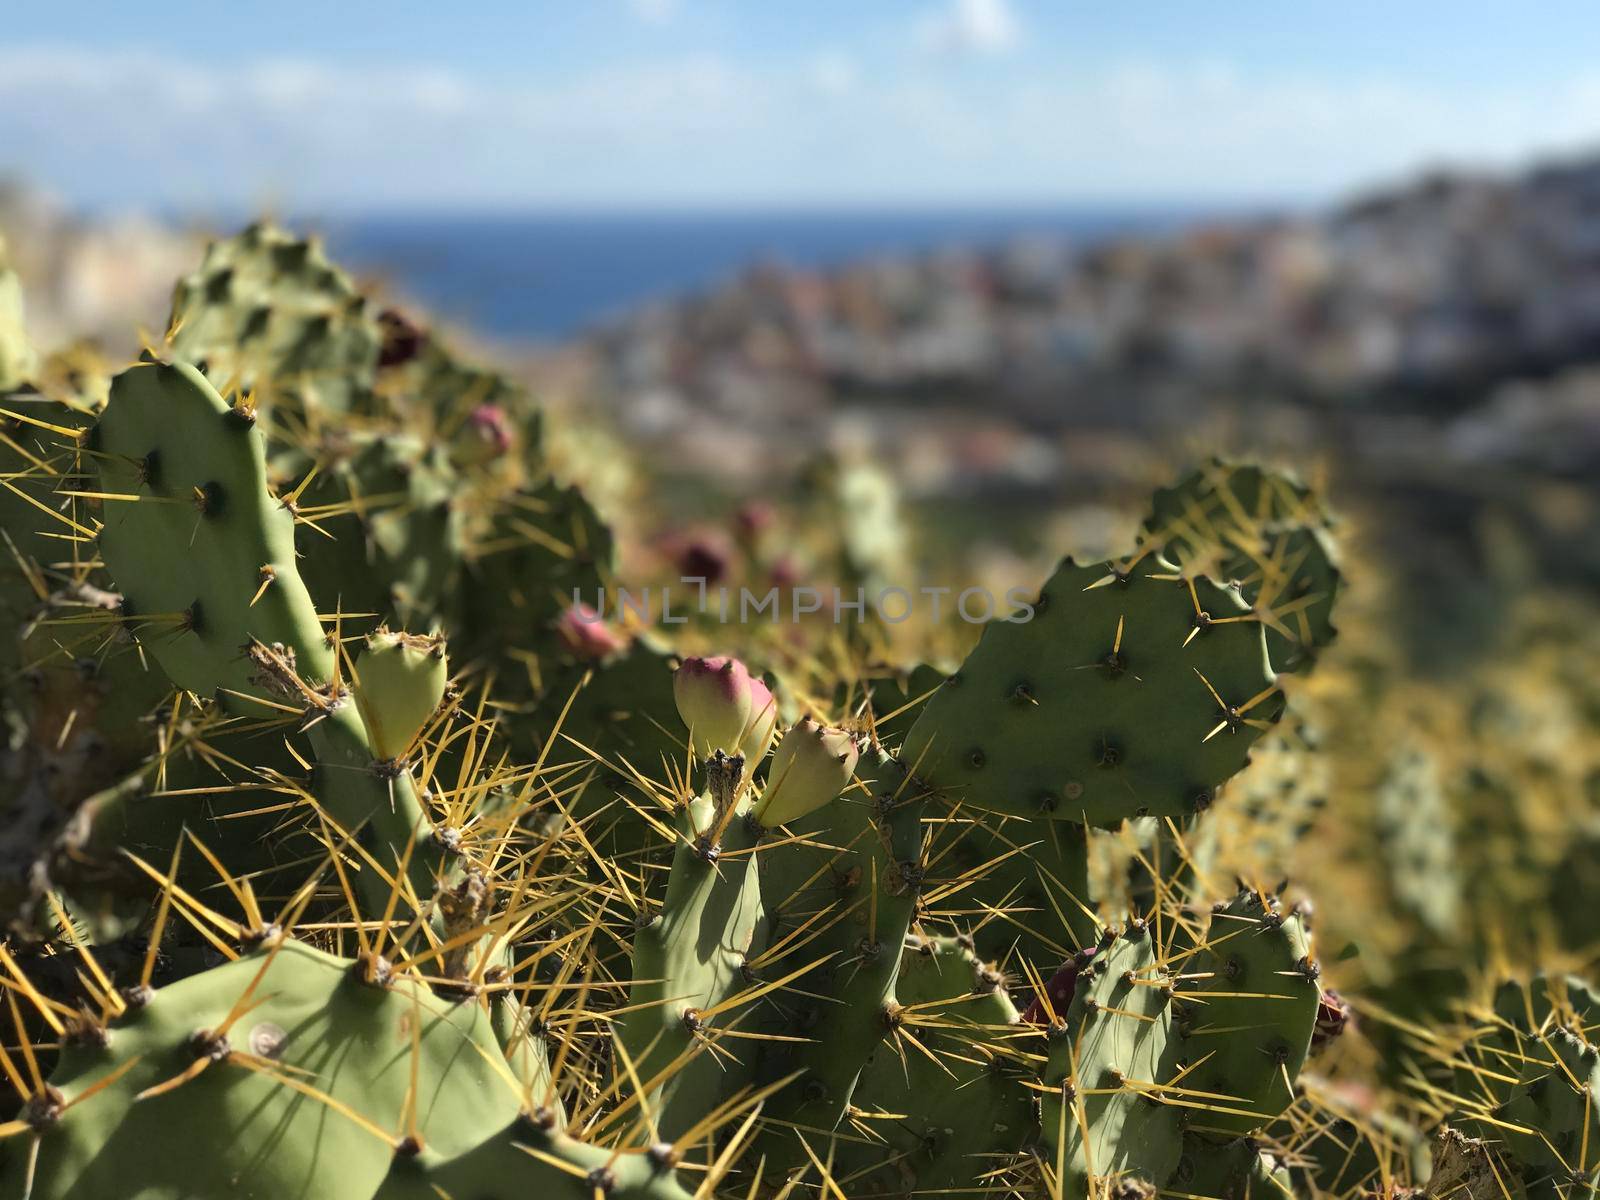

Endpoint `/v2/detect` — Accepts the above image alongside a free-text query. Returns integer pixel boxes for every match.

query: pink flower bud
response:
[376,308,428,368]
[1020,948,1095,1024]
[741,677,778,766]
[556,603,626,661]
[768,555,802,590]
[467,404,513,456]
[752,718,859,828]
[674,532,732,586]
[1312,988,1352,1050]
[674,655,754,757]
[735,500,776,543]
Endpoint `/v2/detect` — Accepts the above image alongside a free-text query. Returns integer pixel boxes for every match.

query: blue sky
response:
[6,1,1600,213]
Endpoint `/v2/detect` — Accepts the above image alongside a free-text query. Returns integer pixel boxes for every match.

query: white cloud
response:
[917,0,1021,56]
[809,52,858,97]
[630,0,678,25]
[3,43,1600,212]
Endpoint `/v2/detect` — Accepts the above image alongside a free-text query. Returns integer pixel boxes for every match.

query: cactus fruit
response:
[351,628,448,763]
[673,656,758,759]
[556,601,628,661]
[903,551,1284,827]
[742,675,779,766]
[750,718,859,828]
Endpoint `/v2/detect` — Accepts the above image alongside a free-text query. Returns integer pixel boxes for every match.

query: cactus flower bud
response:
[735,500,775,545]
[467,404,513,456]
[376,307,427,368]
[1311,988,1352,1050]
[672,532,732,586]
[1019,948,1096,1024]
[556,603,627,662]
[752,719,859,828]
[741,677,779,766]
[674,656,755,758]
[352,628,448,762]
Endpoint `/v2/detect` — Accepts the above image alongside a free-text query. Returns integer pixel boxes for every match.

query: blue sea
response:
[313,208,1217,343]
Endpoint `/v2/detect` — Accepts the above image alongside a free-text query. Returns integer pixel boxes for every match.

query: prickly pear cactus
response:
[93,360,334,702]
[903,552,1284,827]
[90,359,440,906]
[1442,973,1600,1199]
[614,755,767,1142]
[12,214,1519,1200]
[1035,886,1322,1200]
[1039,920,1186,1200]
[1143,459,1341,674]
[1177,888,1320,1138]
[169,222,381,418]
[828,933,1034,1197]
[752,744,928,1128]
[0,938,688,1200]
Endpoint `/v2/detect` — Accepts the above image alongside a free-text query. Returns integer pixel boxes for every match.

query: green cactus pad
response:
[95,360,334,703]
[614,760,766,1143]
[1173,1134,1295,1200]
[169,222,381,417]
[1040,924,1185,1200]
[93,359,438,904]
[823,934,1032,1196]
[1,940,520,1200]
[1450,973,1600,1196]
[352,628,448,762]
[902,552,1283,828]
[754,745,928,1128]
[1176,889,1320,1138]
[375,1118,690,1199]
[1143,459,1341,675]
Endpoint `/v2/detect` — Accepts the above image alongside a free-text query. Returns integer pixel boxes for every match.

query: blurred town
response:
[5,152,1599,659]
